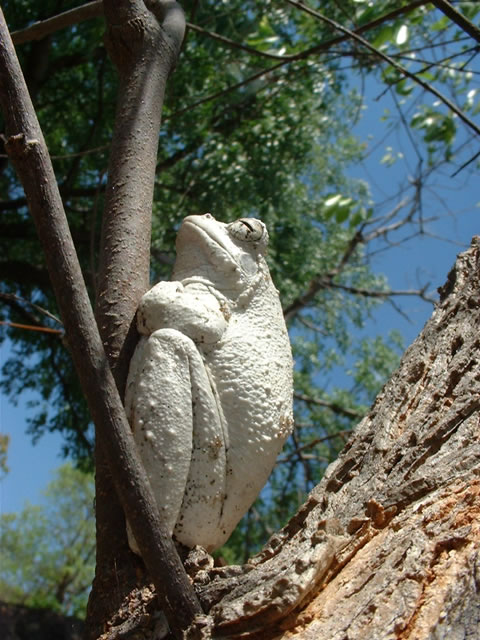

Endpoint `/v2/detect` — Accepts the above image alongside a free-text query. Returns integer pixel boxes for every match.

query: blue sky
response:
[1,25,479,517]
[0,378,65,512]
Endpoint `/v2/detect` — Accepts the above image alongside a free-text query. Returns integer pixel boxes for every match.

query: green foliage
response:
[0,463,95,618]
[1,0,479,563]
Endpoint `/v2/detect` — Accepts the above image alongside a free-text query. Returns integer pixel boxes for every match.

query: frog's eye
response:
[227,218,268,244]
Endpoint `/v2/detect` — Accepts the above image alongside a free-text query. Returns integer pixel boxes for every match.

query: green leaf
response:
[372,25,394,49]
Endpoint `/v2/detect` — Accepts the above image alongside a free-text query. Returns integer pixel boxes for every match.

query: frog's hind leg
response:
[125,328,227,551]
[174,356,229,551]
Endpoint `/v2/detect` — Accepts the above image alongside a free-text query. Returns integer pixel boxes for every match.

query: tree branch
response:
[9,0,433,125]
[0,292,62,326]
[285,0,480,140]
[0,7,202,639]
[284,229,365,322]
[278,429,353,464]
[431,0,480,44]
[325,281,436,305]
[295,392,364,419]
[10,0,103,45]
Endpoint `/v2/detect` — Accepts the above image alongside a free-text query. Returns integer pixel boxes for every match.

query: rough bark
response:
[0,7,202,640]
[3,1,479,636]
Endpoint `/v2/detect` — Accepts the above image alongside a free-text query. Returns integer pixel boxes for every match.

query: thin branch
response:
[389,86,424,167]
[374,41,480,101]
[393,46,480,75]
[290,426,315,490]
[451,148,480,177]
[325,281,436,305]
[0,291,62,325]
[284,229,366,321]
[278,430,353,464]
[363,197,412,230]
[295,392,364,419]
[431,0,480,44]
[185,1,428,63]
[10,0,103,45]
[50,144,109,160]
[0,321,62,334]
[296,315,328,336]
[285,0,480,139]
[185,21,291,60]
[168,58,289,120]
[284,193,435,321]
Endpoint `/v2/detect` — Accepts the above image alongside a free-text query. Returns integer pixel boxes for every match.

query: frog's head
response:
[173,213,269,295]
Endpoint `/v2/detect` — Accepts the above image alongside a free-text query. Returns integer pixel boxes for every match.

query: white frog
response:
[125,213,293,552]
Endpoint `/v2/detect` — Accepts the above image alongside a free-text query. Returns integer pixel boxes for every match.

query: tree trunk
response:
[101,239,480,638]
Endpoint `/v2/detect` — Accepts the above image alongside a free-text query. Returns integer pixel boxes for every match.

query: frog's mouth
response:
[176,214,261,281]
[180,215,241,266]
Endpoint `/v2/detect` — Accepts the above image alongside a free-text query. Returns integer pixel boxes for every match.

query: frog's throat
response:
[180,260,270,310]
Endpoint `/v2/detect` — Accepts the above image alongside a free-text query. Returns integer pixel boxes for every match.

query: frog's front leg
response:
[125,328,227,552]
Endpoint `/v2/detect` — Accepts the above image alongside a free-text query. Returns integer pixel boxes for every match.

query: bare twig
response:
[451,148,480,177]
[284,229,365,321]
[393,46,480,75]
[296,315,328,335]
[325,281,436,305]
[0,321,62,334]
[285,0,480,139]
[291,427,315,489]
[0,291,62,325]
[295,392,364,419]
[284,192,436,321]
[431,0,480,44]
[278,430,353,463]
[185,21,291,60]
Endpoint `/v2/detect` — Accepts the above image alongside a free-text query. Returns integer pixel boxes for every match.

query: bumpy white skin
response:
[125,213,293,552]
